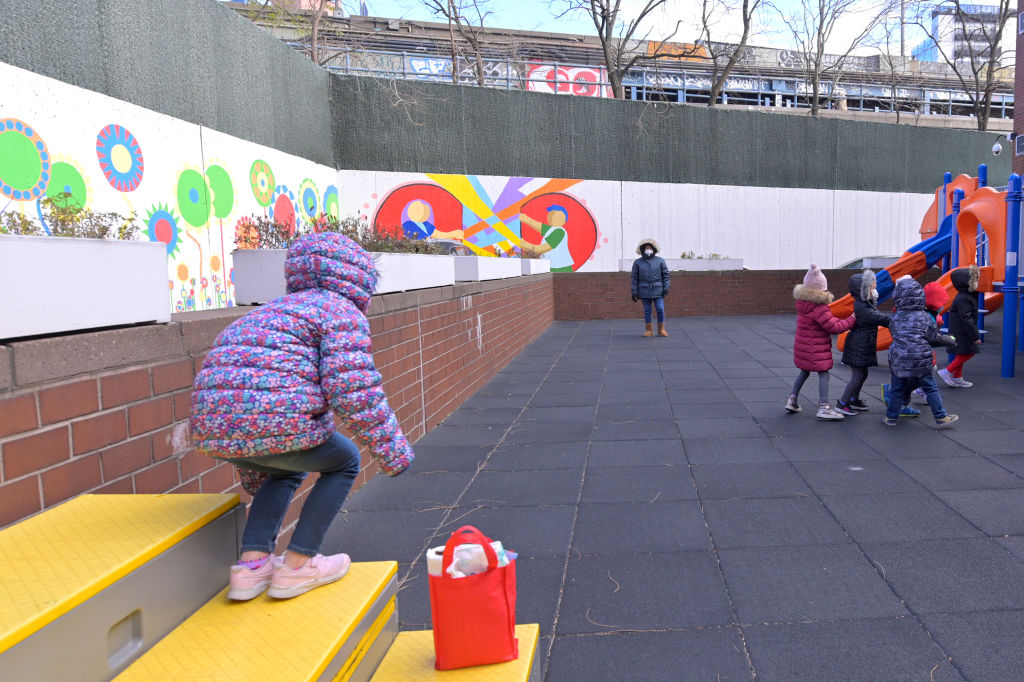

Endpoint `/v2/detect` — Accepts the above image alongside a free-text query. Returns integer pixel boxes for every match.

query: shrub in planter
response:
[1,193,139,240]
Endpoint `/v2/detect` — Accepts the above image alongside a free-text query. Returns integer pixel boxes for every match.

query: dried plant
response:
[0,194,139,240]
[235,214,448,254]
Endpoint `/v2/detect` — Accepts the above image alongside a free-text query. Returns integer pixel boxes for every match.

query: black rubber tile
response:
[475,383,537,396]
[587,439,686,468]
[572,501,711,555]
[537,380,603,395]
[723,376,790,390]
[415,425,506,447]
[518,406,596,423]
[744,617,962,682]
[943,428,1024,454]
[486,441,589,471]
[854,428,972,459]
[750,414,851,436]
[462,469,583,507]
[597,391,671,406]
[716,367,778,379]
[676,417,764,439]
[668,388,735,404]
[861,538,1024,613]
[580,465,697,503]
[441,407,522,426]
[529,392,601,407]
[934,488,1024,536]
[595,402,674,422]
[504,421,594,444]
[737,387,792,403]
[705,497,850,549]
[791,459,927,495]
[431,505,576,559]
[822,492,982,543]
[985,454,1024,477]
[682,436,785,464]
[408,444,493,473]
[719,544,907,622]
[458,394,530,409]
[997,535,1024,563]
[923,610,1024,682]
[591,419,680,441]
[557,551,733,634]
[343,471,472,512]
[894,457,1024,491]
[671,400,751,419]
[773,434,884,462]
[691,462,812,500]
[322,508,446,563]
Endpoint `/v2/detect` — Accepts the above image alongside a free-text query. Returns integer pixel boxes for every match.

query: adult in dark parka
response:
[837,270,890,413]
[630,238,671,337]
[939,265,981,388]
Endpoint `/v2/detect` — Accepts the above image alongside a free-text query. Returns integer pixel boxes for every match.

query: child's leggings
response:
[792,369,829,404]
[840,366,869,405]
[642,297,665,324]
[946,354,973,378]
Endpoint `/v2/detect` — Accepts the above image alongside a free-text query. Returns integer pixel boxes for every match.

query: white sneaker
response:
[954,377,973,388]
[911,388,928,404]
[816,403,845,420]
[937,368,958,387]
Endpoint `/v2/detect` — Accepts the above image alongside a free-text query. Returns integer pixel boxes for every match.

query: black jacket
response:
[888,279,955,378]
[948,266,980,355]
[631,254,670,299]
[841,271,890,368]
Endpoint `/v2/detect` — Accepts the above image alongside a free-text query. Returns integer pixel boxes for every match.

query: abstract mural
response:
[0,62,336,312]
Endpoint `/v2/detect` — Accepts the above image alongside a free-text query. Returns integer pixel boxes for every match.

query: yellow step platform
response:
[0,494,243,681]
[116,561,399,682]
[371,624,541,681]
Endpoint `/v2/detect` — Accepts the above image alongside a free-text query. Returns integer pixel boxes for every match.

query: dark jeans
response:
[792,369,829,404]
[642,297,665,323]
[886,373,946,420]
[235,431,361,556]
[840,366,869,405]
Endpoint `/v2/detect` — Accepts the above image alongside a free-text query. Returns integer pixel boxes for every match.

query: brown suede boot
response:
[642,323,654,337]
[658,323,668,337]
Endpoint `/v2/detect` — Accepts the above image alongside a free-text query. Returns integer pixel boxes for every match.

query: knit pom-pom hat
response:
[923,281,949,311]
[803,264,827,291]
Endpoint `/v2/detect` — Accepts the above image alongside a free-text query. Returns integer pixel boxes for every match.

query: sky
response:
[342,0,932,56]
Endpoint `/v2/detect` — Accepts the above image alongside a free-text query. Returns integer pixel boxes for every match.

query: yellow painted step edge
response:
[334,598,396,681]
[372,624,540,681]
[0,493,239,655]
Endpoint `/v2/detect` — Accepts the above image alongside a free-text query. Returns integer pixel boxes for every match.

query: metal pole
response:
[942,171,952,271]
[1002,174,1021,378]
[946,189,965,357]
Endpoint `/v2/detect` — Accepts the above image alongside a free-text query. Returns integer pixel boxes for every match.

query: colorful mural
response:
[370,175,600,272]
[0,62,336,312]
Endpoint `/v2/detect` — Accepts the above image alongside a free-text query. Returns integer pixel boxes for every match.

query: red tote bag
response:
[428,525,518,670]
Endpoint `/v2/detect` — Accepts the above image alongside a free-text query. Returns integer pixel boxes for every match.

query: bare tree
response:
[698,0,768,106]
[776,0,896,115]
[421,0,493,86]
[908,0,1014,130]
[563,1,683,99]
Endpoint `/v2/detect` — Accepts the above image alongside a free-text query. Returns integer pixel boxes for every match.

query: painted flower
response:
[96,124,144,192]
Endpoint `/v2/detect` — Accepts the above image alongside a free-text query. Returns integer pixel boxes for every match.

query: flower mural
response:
[96,124,144,192]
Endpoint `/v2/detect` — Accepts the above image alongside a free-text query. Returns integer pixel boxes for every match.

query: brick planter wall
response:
[553,269,941,320]
[0,274,553,539]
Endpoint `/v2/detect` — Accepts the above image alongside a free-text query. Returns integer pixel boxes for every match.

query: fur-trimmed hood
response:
[951,264,979,293]
[793,284,834,305]
[636,238,661,255]
[847,270,877,302]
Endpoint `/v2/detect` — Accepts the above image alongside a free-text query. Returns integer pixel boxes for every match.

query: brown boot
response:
[658,323,668,337]
[642,323,654,337]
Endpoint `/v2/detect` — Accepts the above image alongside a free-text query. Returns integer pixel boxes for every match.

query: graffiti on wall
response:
[525,65,612,98]
[370,175,600,272]
[405,56,519,86]
[0,63,337,312]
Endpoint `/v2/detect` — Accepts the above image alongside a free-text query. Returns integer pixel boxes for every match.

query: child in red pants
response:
[938,266,981,388]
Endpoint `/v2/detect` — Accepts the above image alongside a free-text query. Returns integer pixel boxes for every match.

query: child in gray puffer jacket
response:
[884,276,958,428]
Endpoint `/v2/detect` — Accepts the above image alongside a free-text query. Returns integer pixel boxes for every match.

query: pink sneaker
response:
[268,553,351,599]
[227,555,280,601]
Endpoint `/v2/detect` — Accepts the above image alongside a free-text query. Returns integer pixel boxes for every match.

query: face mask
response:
[644,249,653,256]
[870,288,878,301]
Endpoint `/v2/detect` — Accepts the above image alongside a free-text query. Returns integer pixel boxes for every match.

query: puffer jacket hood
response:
[841,269,890,368]
[286,232,378,312]
[636,238,661,255]
[892,277,926,311]
[848,270,876,301]
[951,265,979,293]
[793,284,834,305]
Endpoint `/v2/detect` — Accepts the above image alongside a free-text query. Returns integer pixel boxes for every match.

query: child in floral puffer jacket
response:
[191,232,414,601]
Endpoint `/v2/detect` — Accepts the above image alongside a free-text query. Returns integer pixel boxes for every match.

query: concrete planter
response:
[233,249,456,304]
[0,234,170,340]
[619,258,744,272]
[520,258,551,275]
[454,256,522,281]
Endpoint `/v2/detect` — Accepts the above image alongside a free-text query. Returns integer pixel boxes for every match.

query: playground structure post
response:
[945,189,965,357]
[942,172,952,270]
[978,165,987,337]
[1002,174,1021,378]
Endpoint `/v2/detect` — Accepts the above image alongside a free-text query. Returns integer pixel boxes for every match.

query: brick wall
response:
[553,269,941,320]
[0,274,553,539]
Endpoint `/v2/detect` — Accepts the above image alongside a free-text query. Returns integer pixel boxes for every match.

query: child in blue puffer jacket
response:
[190,232,414,601]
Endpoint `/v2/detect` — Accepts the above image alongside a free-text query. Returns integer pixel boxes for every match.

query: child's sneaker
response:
[898,405,921,418]
[268,553,351,599]
[848,399,870,412]
[954,377,974,388]
[785,395,802,413]
[935,414,959,428]
[882,416,897,426]
[938,368,958,387]
[835,401,858,416]
[227,555,279,601]
[816,403,845,420]
[881,384,891,404]
[911,388,928,404]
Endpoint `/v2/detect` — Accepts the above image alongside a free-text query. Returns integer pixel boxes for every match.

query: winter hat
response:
[923,281,948,311]
[803,264,827,291]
